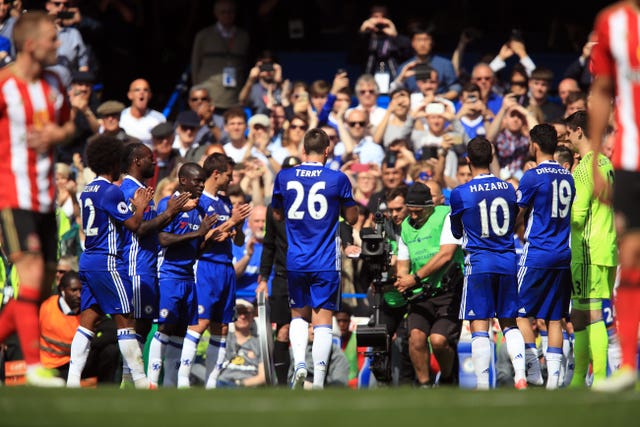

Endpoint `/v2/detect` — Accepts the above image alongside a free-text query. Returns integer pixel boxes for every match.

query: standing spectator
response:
[58,70,99,164]
[351,74,387,130]
[191,0,250,112]
[239,56,283,116]
[358,4,406,80]
[119,78,166,148]
[0,11,76,387]
[188,85,224,146]
[557,78,580,107]
[396,24,460,101]
[66,135,153,389]
[528,68,563,122]
[449,136,527,390]
[271,114,308,167]
[563,32,596,92]
[272,128,358,389]
[455,83,490,141]
[222,107,268,165]
[564,111,617,388]
[44,0,89,87]
[373,87,414,148]
[589,1,640,391]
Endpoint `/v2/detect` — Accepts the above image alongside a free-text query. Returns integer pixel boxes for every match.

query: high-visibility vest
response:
[39,295,80,369]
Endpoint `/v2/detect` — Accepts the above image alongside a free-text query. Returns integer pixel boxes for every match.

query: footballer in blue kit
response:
[449,136,527,389]
[176,153,252,389]
[271,128,358,389]
[514,124,575,389]
[67,135,154,389]
[147,163,216,388]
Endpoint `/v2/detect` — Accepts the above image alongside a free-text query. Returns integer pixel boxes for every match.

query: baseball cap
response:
[248,114,271,129]
[406,182,434,207]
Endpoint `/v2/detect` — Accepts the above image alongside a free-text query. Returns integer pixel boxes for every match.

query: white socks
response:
[289,317,309,370]
[546,347,563,390]
[311,325,332,389]
[117,328,148,389]
[525,343,543,385]
[471,331,491,389]
[504,327,526,383]
[67,326,94,387]
[148,331,169,387]
[205,335,227,389]
[177,329,200,388]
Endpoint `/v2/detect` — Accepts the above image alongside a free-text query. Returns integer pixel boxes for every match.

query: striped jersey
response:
[570,152,618,267]
[0,68,70,212]
[591,2,640,172]
[79,177,134,272]
[516,160,575,269]
[120,175,159,277]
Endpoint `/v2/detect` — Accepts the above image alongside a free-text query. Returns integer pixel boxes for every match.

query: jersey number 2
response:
[83,198,98,236]
[287,181,328,220]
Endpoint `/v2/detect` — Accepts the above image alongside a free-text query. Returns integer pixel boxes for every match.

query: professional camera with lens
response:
[356,211,394,382]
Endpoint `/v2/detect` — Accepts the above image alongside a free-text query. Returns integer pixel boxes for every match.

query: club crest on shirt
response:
[160,308,169,318]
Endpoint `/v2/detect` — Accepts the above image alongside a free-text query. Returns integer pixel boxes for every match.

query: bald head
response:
[558,78,579,105]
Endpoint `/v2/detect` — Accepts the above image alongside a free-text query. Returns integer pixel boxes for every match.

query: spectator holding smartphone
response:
[239,52,283,115]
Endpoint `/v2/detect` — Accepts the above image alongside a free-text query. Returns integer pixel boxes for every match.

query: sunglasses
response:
[51,1,68,6]
[290,124,307,130]
[348,121,367,128]
[190,97,209,102]
[510,81,527,87]
[56,269,70,274]
[327,135,339,141]
[358,90,376,95]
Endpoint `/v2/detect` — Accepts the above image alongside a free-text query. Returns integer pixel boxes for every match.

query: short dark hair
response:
[530,67,554,82]
[59,271,81,290]
[203,152,232,177]
[303,128,329,155]
[467,136,493,169]
[554,145,574,169]
[178,162,204,180]
[85,135,125,176]
[566,90,587,105]
[122,142,150,173]
[223,107,247,124]
[529,124,557,155]
[564,110,589,138]
[385,184,408,203]
[409,22,435,39]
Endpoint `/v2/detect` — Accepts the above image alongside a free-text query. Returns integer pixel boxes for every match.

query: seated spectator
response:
[271,114,308,167]
[349,74,387,130]
[337,108,385,167]
[39,271,118,384]
[222,107,268,165]
[216,299,265,388]
[188,85,224,145]
[528,67,563,122]
[557,78,580,107]
[149,122,181,188]
[97,100,139,143]
[309,79,330,114]
[563,91,587,118]
[469,63,503,116]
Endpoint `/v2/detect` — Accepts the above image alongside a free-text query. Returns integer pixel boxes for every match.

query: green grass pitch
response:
[1,387,639,427]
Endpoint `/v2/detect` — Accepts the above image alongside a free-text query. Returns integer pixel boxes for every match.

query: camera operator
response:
[394,182,464,387]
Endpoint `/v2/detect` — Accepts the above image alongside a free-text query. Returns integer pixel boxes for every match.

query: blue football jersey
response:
[198,191,233,264]
[516,160,575,269]
[272,161,356,272]
[120,176,159,276]
[79,177,133,272]
[157,193,204,280]
[450,173,517,275]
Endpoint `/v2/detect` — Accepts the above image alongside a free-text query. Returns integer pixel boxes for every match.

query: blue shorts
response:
[158,278,198,326]
[131,274,158,319]
[459,272,518,320]
[195,261,236,324]
[80,269,133,315]
[517,266,571,321]
[287,271,341,311]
